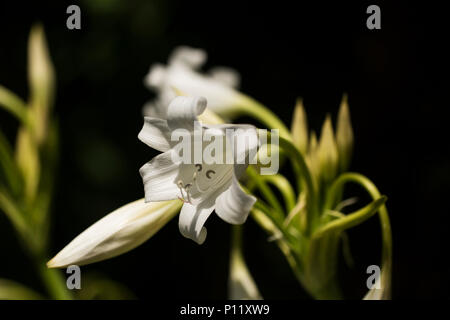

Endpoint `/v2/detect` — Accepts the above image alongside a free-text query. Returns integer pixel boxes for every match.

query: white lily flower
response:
[139,96,257,244]
[143,46,246,118]
[47,199,180,268]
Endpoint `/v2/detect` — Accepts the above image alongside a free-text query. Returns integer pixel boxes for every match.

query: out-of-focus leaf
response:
[291,99,308,154]
[341,232,354,268]
[74,272,135,300]
[284,192,306,231]
[28,24,55,145]
[304,231,342,299]
[251,207,305,286]
[0,279,43,300]
[336,94,353,172]
[15,127,40,203]
[0,189,29,240]
[262,174,296,213]
[0,129,22,194]
[246,166,284,221]
[37,264,72,300]
[30,119,59,245]
[0,85,29,125]
[318,116,338,183]
[228,226,262,300]
[251,208,279,236]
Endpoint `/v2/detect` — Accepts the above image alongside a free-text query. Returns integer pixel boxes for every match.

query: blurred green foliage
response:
[0,24,134,300]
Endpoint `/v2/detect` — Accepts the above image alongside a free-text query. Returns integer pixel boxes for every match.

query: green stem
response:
[261,174,296,212]
[0,130,23,195]
[274,133,318,235]
[325,172,392,298]
[314,196,387,238]
[246,166,284,219]
[251,208,304,275]
[253,200,300,253]
[230,224,243,259]
[36,259,72,300]
[0,85,30,126]
[236,95,293,142]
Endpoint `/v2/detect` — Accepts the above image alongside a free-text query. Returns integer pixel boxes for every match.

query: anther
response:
[206,170,216,179]
[184,184,192,203]
[176,180,193,204]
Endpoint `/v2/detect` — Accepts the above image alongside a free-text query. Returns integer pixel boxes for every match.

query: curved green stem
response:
[235,95,293,142]
[314,196,387,238]
[37,260,72,300]
[251,208,304,273]
[261,174,296,212]
[246,166,284,219]
[253,200,300,253]
[0,130,23,194]
[273,133,318,235]
[325,172,392,299]
[0,85,30,126]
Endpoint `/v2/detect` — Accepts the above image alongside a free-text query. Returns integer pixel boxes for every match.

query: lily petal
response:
[143,47,246,116]
[215,174,256,225]
[169,46,207,69]
[166,96,206,131]
[47,199,181,268]
[178,196,216,244]
[140,151,180,201]
[145,63,167,88]
[209,67,241,88]
[138,117,171,152]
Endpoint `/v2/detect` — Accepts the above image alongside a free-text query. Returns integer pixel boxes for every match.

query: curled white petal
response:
[215,174,256,225]
[178,198,215,245]
[47,199,180,268]
[166,96,206,131]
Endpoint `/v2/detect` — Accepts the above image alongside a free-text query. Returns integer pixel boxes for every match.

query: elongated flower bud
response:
[336,94,354,172]
[47,199,181,268]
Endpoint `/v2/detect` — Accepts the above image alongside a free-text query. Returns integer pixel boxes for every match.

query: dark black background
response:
[0,0,440,299]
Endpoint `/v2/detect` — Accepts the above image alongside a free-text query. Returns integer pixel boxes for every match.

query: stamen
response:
[206,170,215,179]
[177,180,191,203]
[184,184,192,203]
[176,180,195,204]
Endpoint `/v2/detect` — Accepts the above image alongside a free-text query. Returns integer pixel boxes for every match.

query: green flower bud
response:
[336,94,354,172]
